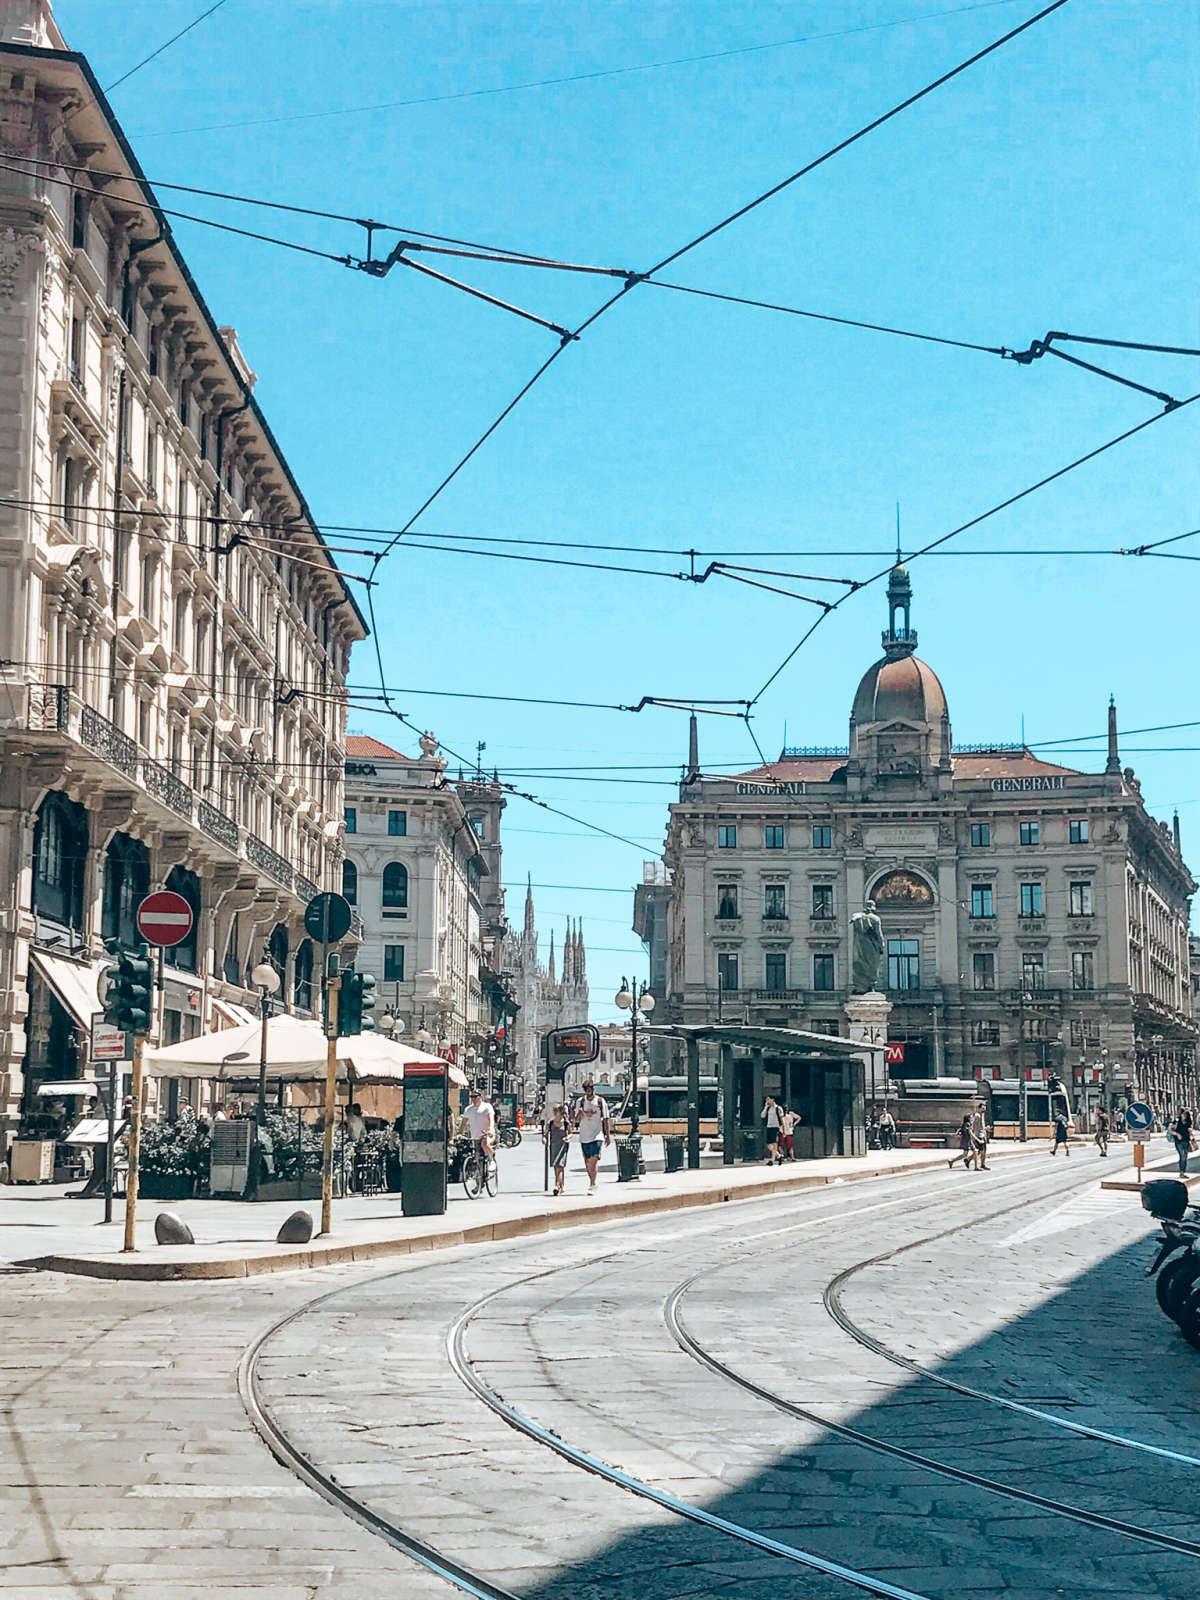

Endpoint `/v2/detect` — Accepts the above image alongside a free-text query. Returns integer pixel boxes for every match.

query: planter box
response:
[138,1173,194,1200]
[254,1175,323,1203]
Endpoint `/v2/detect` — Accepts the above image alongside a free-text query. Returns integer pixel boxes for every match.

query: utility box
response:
[402,1060,448,1217]
[10,1139,55,1183]
[209,1120,253,1197]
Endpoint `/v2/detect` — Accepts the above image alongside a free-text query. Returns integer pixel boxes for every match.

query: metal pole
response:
[320,974,340,1236]
[103,1054,117,1225]
[630,999,640,1136]
[122,1032,145,1251]
[1018,992,1028,1143]
[256,988,269,1123]
[686,1034,701,1169]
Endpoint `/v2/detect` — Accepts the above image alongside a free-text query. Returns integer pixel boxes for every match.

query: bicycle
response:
[460,1139,498,1198]
[499,1123,522,1149]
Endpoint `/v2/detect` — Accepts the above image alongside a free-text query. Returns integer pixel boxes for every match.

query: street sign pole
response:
[122,1032,145,1252]
[320,972,340,1237]
[104,1056,116,1226]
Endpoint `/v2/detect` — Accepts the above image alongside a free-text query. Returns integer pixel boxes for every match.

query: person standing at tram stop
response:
[762,1095,784,1164]
[1170,1108,1195,1176]
[1051,1109,1071,1156]
[877,1106,897,1151]
[572,1078,610,1193]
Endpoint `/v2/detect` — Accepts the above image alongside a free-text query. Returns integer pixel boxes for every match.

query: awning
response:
[36,1079,101,1097]
[29,949,104,1028]
[142,1014,460,1084]
[212,999,259,1028]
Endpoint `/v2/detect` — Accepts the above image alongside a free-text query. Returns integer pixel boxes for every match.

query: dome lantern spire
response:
[883,560,917,660]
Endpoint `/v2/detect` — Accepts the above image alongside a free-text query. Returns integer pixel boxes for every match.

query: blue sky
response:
[56,0,1200,1018]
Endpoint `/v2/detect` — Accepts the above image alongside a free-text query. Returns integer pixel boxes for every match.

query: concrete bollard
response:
[276,1209,314,1244]
[154,1212,195,1245]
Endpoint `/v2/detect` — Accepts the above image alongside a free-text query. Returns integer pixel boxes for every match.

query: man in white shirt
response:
[464,1088,496,1159]
[571,1079,610,1192]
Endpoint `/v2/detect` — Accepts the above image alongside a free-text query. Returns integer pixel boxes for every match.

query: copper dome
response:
[851,653,948,726]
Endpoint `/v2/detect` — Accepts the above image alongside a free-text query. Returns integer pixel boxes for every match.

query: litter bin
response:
[740,1129,761,1163]
[617,1135,642,1183]
[663,1134,685,1174]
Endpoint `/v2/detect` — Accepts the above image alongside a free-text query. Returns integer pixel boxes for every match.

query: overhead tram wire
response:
[104,0,232,94]
[361,0,1072,716]
[750,389,1200,705]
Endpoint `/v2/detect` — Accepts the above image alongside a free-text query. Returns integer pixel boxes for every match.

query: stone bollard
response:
[276,1209,314,1244]
[154,1211,195,1245]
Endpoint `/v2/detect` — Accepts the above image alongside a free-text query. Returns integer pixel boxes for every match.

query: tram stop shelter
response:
[643,1023,869,1170]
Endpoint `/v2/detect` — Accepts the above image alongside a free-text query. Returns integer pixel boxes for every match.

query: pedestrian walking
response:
[878,1107,897,1151]
[1051,1110,1071,1156]
[970,1102,990,1170]
[544,1103,571,1196]
[1170,1108,1194,1176]
[571,1078,610,1192]
[948,1115,975,1170]
[779,1107,797,1161]
[1094,1107,1110,1157]
[762,1095,783,1164]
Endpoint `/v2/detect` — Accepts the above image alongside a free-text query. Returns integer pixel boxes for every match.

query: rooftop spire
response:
[547,927,556,982]
[686,713,699,781]
[1105,695,1121,775]
[524,872,535,936]
[883,558,917,660]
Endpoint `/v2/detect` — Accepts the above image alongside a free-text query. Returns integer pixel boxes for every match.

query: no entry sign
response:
[136,890,194,948]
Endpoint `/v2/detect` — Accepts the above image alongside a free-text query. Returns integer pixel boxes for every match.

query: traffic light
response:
[114,944,153,1036]
[338,970,376,1036]
[98,942,121,1025]
[1048,1073,1065,1095]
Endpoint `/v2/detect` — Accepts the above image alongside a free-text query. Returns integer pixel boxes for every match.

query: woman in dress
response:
[545,1103,571,1196]
[948,1114,975,1171]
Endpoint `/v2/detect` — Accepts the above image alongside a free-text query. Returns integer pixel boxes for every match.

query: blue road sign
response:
[1126,1101,1153,1132]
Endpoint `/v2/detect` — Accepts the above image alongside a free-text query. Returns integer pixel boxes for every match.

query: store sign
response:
[736,781,806,796]
[345,762,377,776]
[990,776,1066,793]
[90,1015,130,1062]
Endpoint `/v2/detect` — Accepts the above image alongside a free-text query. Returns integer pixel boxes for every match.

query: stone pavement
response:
[0,1136,1049,1279]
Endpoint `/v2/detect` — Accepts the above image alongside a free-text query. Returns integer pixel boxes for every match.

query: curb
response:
[20,1147,1034,1282]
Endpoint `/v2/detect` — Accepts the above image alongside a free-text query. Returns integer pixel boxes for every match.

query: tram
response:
[600,1076,720,1137]
[976,1077,1073,1141]
[886,1076,1073,1144]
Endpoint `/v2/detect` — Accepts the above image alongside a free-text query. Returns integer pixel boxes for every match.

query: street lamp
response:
[250,961,281,1125]
[615,978,655,1135]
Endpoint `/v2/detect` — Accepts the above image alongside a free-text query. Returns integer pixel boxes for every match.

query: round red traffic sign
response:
[136,890,194,948]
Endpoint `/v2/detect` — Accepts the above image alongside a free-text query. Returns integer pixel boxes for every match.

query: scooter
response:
[1142,1179,1200,1334]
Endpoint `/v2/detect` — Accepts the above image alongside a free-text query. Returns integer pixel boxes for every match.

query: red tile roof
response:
[345,734,407,759]
[731,748,1088,784]
[732,757,848,783]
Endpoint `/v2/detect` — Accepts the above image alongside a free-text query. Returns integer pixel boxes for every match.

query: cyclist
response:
[464,1086,496,1166]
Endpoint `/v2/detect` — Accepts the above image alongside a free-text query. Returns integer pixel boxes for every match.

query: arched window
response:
[293,939,314,1012]
[342,858,357,905]
[32,790,88,930]
[102,833,150,948]
[382,861,408,911]
[267,923,289,986]
[164,865,201,973]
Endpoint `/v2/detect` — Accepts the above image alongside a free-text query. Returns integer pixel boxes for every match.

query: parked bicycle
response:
[498,1123,522,1149]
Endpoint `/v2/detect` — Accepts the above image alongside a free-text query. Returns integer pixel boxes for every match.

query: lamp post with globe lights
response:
[251,961,282,1125]
[615,979,655,1135]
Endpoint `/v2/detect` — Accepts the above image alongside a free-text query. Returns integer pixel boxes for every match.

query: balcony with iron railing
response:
[19,683,320,902]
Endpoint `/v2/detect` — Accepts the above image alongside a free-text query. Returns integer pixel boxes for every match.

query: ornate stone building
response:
[0,4,366,1150]
[502,884,589,1097]
[658,564,1196,1115]
[341,735,486,1054]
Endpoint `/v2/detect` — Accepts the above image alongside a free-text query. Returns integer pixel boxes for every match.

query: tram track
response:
[239,1154,1150,1599]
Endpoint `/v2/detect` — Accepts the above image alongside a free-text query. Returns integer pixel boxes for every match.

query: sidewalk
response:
[5,1138,1048,1281]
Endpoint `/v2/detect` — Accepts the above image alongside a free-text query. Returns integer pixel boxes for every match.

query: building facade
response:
[342,735,486,1055]
[501,885,589,1099]
[0,7,366,1151]
[658,565,1196,1115]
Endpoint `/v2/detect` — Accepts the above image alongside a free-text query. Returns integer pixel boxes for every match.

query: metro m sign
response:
[885,1042,906,1066]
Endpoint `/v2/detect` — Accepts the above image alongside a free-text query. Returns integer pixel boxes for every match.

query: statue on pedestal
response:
[850,899,885,994]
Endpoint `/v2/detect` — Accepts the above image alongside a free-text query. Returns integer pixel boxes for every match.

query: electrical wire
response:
[104,0,231,94]
[132,1,1028,139]
[751,390,1200,704]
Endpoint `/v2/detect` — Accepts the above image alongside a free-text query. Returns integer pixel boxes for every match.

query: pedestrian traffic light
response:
[114,944,153,1036]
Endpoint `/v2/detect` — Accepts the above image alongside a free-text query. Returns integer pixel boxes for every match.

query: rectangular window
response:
[69,314,84,388]
[1020,821,1039,846]
[971,1019,1000,1046]
[1072,951,1094,991]
[1070,1019,1101,1047]
[763,884,787,920]
[716,883,739,920]
[1069,881,1093,917]
[813,953,835,991]
[146,426,157,494]
[764,953,787,992]
[887,937,920,991]
[811,884,834,920]
[972,952,995,991]
[387,810,407,837]
[970,822,990,848]
[971,883,994,918]
[384,945,405,982]
[717,824,737,849]
[717,952,739,991]
[1019,881,1044,917]
[764,824,784,849]
[60,456,77,528]
[1021,953,1045,990]
[140,556,156,624]
[71,191,87,250]
[344,807,356,834]
[1070,819,1089,844]
[812,824,832,849]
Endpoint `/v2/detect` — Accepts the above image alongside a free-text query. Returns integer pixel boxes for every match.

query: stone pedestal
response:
[844,990,893,1105]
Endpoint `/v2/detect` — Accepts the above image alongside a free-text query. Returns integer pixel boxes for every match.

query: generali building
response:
[659,564,1197,1114]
